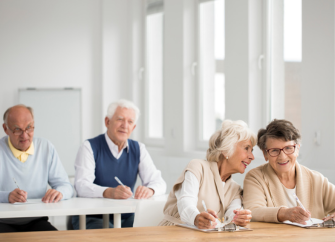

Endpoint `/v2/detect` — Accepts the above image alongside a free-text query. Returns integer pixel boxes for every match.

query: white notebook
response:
[283,218,324,228]
[13,199,44,205]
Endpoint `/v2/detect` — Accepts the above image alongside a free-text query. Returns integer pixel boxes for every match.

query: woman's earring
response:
[226,156,228,160]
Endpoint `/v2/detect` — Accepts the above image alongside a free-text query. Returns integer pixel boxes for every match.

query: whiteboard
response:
[19,88,81,177]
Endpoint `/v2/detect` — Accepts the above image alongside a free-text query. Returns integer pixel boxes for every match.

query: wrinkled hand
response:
[8,188,27,203]
[42,189,63,203]
[134,186,154,199]
[194,209,217,229]
[232,209,252,227]
[103,185,133,199]
[323,212,335,221]
[278,207,311,224]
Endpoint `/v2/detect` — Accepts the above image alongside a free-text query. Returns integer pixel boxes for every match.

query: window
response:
[145,0,164,140]
[198,0,225,142]
[268,0,302,131]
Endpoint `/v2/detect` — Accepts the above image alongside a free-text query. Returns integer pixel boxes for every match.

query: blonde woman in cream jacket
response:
[159,120,256,229]
[243,119,335,224]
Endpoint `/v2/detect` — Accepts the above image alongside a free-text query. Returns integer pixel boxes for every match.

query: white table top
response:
[0,195,168,218]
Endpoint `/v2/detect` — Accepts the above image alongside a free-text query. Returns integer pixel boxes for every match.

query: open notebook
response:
[283,218,324,228]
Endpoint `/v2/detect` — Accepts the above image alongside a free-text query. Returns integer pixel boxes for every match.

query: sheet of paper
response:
[178,224,217,232]
[13,199,43,205]
[283,218,324,227]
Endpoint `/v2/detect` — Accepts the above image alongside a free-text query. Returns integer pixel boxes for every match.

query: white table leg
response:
[114,213,121,228]
[79,215,86,230]
[103,214,109,228]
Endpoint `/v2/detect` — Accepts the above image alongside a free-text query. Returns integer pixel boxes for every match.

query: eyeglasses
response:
[6,125,34,136]
[266,145,297,157]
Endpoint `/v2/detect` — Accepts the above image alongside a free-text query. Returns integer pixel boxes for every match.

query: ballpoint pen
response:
[13,178,28,202]
[294,193,313,224]
[13,178,21,190]
[114,176,125,187]
[114,176,134,198]
[202,200,221,227]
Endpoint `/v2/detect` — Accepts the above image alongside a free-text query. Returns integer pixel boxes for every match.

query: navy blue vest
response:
[88,134,140,222]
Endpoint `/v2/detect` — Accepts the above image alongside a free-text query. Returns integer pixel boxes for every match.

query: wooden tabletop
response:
[2,222,335,242]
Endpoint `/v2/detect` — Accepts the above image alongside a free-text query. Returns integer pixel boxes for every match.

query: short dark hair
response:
[3,105,34,124]
[257,119,301,152]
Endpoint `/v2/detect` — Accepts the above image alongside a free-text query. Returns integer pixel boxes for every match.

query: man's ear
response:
[131,124,136,132]
[105,117,109,128]
[3,123,8,134]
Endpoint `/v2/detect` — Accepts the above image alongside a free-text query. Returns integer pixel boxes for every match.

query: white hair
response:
[106,99,140,123]
[206,120,257,162]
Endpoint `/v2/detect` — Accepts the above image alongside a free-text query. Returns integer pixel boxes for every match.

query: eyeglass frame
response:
[5,124,35,136]
[266,144,297,157]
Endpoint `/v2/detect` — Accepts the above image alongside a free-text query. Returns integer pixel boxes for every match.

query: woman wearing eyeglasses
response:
[243,119,335,224]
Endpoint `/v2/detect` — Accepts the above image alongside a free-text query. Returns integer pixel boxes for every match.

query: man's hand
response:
[8,188,27,203]
[42,189,63,203]
[277,207,311,224]
[194,209,218,229]
[103,185,133,199]
[134,186,154,199]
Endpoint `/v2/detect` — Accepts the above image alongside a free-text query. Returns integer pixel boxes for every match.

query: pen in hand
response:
[12,178,27,202]
[114,176,133,198]
[294,193,313,224]
[202,200,220,226]
[114,176,125,187]
[13,178,21,190]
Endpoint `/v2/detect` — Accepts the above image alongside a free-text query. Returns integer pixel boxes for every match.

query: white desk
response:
[0,195,168,230]
[0,198,137,229]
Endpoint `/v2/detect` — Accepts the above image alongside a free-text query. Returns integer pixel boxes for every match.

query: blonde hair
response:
[206,120,257,162]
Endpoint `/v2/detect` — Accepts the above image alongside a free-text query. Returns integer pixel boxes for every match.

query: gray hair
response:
[106,99,140,123]
[257,119,301,152]
[206,120,257,162]
[3,104,34,124]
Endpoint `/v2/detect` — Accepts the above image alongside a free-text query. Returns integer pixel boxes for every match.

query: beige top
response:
[243,161,335,223]
[159,159,242,226]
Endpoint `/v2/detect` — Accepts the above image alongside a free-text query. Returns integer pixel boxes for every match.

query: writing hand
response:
[194,209,218,229]
[103,185,133,199]
[278,207,311,224]
[8,188,27,203]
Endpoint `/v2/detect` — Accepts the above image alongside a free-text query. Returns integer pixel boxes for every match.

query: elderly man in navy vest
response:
[72,99,166,229]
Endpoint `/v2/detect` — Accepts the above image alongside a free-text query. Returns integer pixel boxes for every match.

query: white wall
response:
[0,0,103,141]
[301,0,335,180]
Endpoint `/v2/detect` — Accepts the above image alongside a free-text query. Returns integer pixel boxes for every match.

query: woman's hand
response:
[277,207,311,224]
[232,209,252,227]
[194,209,217,229]
[323,213,335,221]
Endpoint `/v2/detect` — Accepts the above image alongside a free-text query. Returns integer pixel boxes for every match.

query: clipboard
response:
[176,223,252,233]
[283,218,335,229]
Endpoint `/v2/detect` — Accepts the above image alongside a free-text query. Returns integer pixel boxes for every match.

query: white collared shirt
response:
[74,133,166,198]
[175,171,242,225]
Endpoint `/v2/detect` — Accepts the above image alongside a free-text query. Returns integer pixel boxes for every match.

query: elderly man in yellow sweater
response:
[243,119,335,224]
